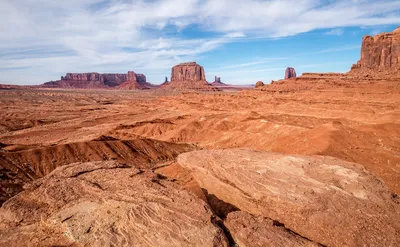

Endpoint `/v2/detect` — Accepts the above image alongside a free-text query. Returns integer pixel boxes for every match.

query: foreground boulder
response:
[0,161,228,247]
[178,149,400,247]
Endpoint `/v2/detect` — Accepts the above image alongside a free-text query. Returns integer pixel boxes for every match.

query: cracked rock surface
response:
[177,149,400,247]
[225,211,320,247]
[0,161,229,247]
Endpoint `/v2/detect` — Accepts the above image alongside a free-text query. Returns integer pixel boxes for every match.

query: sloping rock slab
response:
[178,149,400,247]
[225,211,320,247]
[0,161,228,247]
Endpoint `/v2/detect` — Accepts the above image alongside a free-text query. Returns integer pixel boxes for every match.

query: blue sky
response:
[0,0,400,85]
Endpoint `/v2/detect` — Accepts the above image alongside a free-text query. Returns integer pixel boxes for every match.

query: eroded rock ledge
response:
[0,161,229,246]
[177,149,400,247]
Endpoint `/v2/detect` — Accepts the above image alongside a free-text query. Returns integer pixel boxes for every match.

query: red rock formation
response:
[178,149,400,247]
[102,73,127,87]
[351,26,400,72]
[126,71,147,84]
[171,62,205,82]
[0,161,229,246]
[43,71,149,90]
[284,67,297,79]
[225,211,319,247]
[162,62,217,90]
[255,81,265,88]
[61,73,104,82]
[210,76,227,87]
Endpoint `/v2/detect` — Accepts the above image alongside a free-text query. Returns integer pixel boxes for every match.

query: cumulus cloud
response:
[1,0,400,84]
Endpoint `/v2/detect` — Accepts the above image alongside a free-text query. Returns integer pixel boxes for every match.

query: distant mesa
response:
[284,67,297,79]
[351,26,400,75]
[42,71,153,90]
[255,81,265,88]
[161,62,218,90]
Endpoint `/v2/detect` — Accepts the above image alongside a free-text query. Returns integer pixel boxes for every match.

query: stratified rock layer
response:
[0,161,229,247]
[285,67,297,79]
[351,27,400,77]
[0,138,194,205]
[178,149,400,247]
[356,27,400,69]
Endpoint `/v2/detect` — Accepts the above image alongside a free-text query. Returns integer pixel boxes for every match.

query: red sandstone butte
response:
[162,62,217,90]
[285,67,297,79]
[210,76,227,87]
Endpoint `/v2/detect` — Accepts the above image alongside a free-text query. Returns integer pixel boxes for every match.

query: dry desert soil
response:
[1,76,400,246]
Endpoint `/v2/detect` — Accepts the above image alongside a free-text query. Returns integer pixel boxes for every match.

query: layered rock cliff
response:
[351,27,400,76]
[61,73,104,82]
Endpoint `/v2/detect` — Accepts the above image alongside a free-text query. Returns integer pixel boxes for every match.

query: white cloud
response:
[325,28,345,36]
[225,32,246,38]
[1,0,400,84]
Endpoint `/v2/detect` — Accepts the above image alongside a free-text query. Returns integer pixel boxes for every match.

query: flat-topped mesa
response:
[284,67,297,79]
[171,62,206,82]
[44,71,149,89]
[351,26,400,73]
[61,73,104,82]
